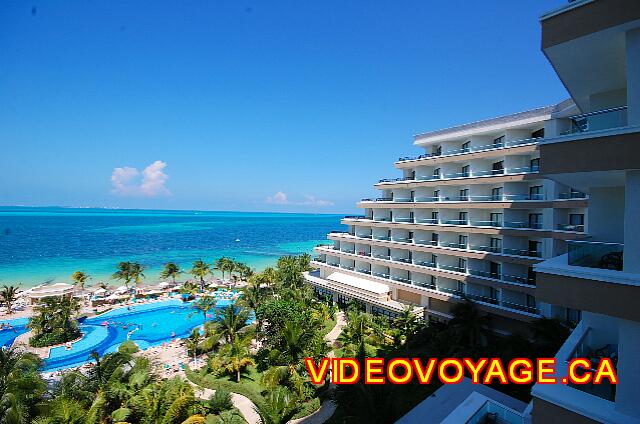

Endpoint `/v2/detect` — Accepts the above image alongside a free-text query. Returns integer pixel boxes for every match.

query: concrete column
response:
[623,171,640,272]
[626,28,640,126]
[615,319,640,418]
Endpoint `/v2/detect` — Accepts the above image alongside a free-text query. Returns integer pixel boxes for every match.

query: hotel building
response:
[305,98,591,333]
[396,0,640,423]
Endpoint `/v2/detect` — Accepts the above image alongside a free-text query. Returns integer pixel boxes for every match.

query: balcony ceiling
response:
[543,23,633,112]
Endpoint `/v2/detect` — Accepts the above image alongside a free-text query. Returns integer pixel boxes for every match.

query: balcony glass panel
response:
[563,106,628,135]
[567,241,623,271]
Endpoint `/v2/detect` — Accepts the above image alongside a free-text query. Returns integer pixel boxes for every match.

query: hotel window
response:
[493,135,505,147]
[433,189,440,200]
[389,211,393,221]
[528,240,541,257]
[491,187,503,201]
[569,188,585,199]
[456,281,465,294]
[430,275,437,289]
[530,158,540,171]
[526,294,537,309]
[410,191,415,201]
[528,213,543,229]
[434,145,442,156]
[431,211,439,222]
[409,170,416,180]
[431,254,438,266]
[529,185,543,200]
[387,229,392,239]
[458,258,467,272]
[433,168,441,178]
[461,141,471,152]
[408,251,412,262]
[458,235,468,248]
[531,128,545,138]
[458,211,468,224]
[569,214,585,230]
[491,161,504,175]
[431,233,439,245]
[459,188,469,201]
[489,287,498,301]
[461,165,470,177]
[408,231,414,241]
[566,308,582,324]
[409,212,414,222]
[490,261,502,279]
[527,266,536,285]
[490,213,503,227]
[490,237,502,252]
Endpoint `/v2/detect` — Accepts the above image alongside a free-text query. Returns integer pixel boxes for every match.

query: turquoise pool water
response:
[0,317,29,348]
[43,299,237,371]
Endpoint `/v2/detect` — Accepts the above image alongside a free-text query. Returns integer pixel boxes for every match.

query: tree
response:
[214,257,234,281]
[0,285,20,315]
[28,296,81,347]
[70,271,89,295]
[216,335,254,383]
[160,262,181,284]
[444,299,490,357]
[185,329,202,365]
[193,295,217,321]
[191,260,211,291]
[207,389,233,415]
[0,348,47,424]
[215,305,250,344]
[254,387,298,424]
[112,261,145,289]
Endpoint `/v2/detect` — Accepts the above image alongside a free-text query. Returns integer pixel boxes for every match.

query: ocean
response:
[0,207,343,288]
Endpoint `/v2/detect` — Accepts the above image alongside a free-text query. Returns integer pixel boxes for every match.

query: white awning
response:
[326,272,390,295]
[28,283,75,299]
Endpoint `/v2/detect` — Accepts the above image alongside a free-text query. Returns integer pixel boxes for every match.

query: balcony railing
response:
[377,166,539,185]
[366,193,548,203]
[558,223,585,232]
[558,191,587,199]
[562,106,628,135]
[396,136,541,163]
[567,240,623,271]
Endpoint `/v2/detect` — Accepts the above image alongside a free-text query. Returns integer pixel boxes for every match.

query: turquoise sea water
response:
[0,207,342,288]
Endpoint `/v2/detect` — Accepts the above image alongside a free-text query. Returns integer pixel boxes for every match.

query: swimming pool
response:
[0,317,29,348]
[43,299,237,371]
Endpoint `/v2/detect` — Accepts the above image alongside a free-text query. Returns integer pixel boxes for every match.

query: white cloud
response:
[110,160,170,197]
[265,192,333,207]
[301,195,334,206]
[266,191,289,204]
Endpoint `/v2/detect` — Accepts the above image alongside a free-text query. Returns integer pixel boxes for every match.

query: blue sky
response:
[0,0,567,214]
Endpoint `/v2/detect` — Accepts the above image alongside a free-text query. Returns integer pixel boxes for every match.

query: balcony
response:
[377,166,539,186]
[568,241,623,271]
[562,106,628,135]
[564,327,618,402]
[396,136,540,163]
[557,223,584,232]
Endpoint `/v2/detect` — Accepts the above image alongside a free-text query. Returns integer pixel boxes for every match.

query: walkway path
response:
[189,381,262,424]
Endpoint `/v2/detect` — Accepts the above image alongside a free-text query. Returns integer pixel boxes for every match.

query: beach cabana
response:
[28,283,75,304]
[93,288,107,296]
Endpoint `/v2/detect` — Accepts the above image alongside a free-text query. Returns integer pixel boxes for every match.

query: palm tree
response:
[216,305,250,344]
[259,267,279,292]
[160,262,181,284]
[0,285,20,314]
[185,328,202,365]
[217,335,254,383]
[445,299,490,357]
[261,322,311,397]
[70,271,89,295]
[214,257,230,280]
[190,260,211,291]
[0,348,47,423]
[129,262,145,287]
[112,262,132,289]
[254,387,298,424]
[28,297,81,347]
[193,295,216,321]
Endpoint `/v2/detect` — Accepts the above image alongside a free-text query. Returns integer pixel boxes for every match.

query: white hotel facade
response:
[305,99,590,334]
